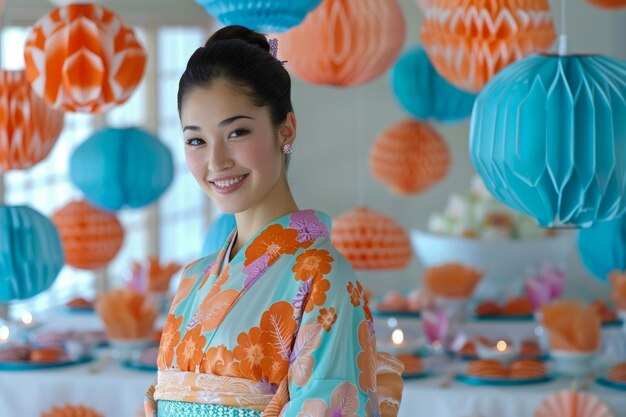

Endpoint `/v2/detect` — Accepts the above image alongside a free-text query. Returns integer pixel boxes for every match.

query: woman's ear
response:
[280,112,297,146]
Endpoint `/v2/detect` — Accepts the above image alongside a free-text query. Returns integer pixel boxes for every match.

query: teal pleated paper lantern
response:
[578,216,626,280]
[0,206,64,301]
[470,55,626,228]
[390,46,476,123]
[201,213,236,256]
[194,0,323,32]
[70,127,174,211]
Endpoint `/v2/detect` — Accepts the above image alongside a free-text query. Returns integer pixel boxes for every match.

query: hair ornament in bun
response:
[268,37,287,65]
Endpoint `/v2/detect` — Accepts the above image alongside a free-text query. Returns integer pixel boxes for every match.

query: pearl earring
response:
[282,143,294,154]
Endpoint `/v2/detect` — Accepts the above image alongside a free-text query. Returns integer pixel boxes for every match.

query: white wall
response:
[287,0,626,298]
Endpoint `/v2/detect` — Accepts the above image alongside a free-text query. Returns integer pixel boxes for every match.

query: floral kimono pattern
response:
[145,210,403,417]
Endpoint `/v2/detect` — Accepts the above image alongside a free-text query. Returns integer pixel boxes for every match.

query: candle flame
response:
[496,340,508,352]
[0,325,9,341]
[21,312,33,325]
[391,329,404,345]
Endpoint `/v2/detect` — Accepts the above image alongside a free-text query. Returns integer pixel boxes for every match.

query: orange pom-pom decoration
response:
[369,119,450,196]
[52,200,124,270]
[587,0,626,8]
[41,404,104,417]
[276,0,406,86]
[24,3,147,113]
[332,207,412,270]
[420,0,556,92]
[0,71,64,171]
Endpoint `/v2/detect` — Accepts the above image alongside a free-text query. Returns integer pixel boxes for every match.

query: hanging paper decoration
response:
[369,119,450,196]
[24,3,147,113]
[0,71,64,172]
[202,213,237,256]
[194,0,323,33]
[69,127,174,211]
[586,0,626,8]
[389,46,476,123]
[41,404,104,417]
[51,200,124,270]
[48,0,101,5]
[276,0,406,87]
[420,0,556,92]
[332,207,412,270]
[0,206,64,302]
[534,390,613,417]
[578,217,626,281]
[470,54,626,228]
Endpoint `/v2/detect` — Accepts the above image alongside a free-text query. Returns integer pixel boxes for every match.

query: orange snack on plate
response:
[29,346,65,362]
[606,363,626,383]
[466,359,507,378]
[396,354,423,374]
[509,359,547,379]
[590,299,618,322]
[460,342,477,356]
[520,339,542,357]
[423,263,483,299]
[66,297,93,308]
[475,300,501,316]
[501,296,534,316]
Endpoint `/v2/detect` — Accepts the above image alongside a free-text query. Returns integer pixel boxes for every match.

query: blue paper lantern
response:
[70,127,174,211]
[194,0,323,33]
[0,206,64,301]
[389,45,476,123]
[578,216,626,281]
[470,54,626,228]
[202,213,236,257]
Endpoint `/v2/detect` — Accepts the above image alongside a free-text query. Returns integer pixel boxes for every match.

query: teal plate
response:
[449,352,550,361]
[403,371,433,380]
[472,314,534,322]
[601,319,623,328]
[596,376,626,391]
[122,359,158,372]
[63,306,95,314]
[0,355,94,371]
[372,310,421,319]
[455,373,554,386]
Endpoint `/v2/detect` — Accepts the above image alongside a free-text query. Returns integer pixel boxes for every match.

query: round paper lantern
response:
[51,200,124,270]
[0,206,64,302]
[470,54,626,228]
[24,3,147,113]
[276,0,406,87]
[332,207,412,270]
[586,0,626,8]
[41,404,104,417]
[0,71,64,172]
[420,0,556,92]
[69,127,174,211]
[369,119,450,196]
[202,213,237,257]
[578,217,626,281]
[389,46,476,123]
[194,0,323,33]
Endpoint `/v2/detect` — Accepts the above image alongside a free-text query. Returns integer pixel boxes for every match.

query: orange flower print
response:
[347,281,362,307]
[357,320,376,393]
[304,278,330,313]
[292,249,333,282]
[317,307,337,332]
[157,314,183,369]
[170,276,195,312]
[244,224,300,266]
[175,325,206,371]
[201,344,239,377]
[298,381,359,417]
[260,302,297,361]
[261,354,288,385]
[233,327,265,380]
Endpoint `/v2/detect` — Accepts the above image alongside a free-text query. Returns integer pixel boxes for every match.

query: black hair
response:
[177,25,294,129]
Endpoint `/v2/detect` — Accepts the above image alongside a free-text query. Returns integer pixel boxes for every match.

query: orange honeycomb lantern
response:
[332,207,412,270]
[276,0,406,87]
[51,200,124,270]
[586,0,626,8]
[420,0,556,92]
[0,70,64,171]
[369,119,450,196]
[41,404,104,417]
[24,3,147,113]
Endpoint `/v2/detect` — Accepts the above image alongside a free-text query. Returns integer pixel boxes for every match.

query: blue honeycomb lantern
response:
[70,127,175,212]
[194,0,323,33]
[578,216,626,281]
[389,45,476,123]
[470,54,626,228]
[202,213,236,257]
[0,206,64,302]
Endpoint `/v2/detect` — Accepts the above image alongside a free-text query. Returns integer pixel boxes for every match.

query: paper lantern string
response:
[268,37,287,65]
[558,0,568,55]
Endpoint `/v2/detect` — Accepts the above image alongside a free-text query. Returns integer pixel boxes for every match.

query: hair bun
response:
[205,25,270,53]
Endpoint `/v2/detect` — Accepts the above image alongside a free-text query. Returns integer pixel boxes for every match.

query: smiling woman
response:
[143,25,405,417]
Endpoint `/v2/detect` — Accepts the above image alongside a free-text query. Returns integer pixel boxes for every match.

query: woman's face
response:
[180,80,292,214]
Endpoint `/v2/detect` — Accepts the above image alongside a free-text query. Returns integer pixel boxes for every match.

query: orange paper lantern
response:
[41,404,104,417]
[369,119,450,196]
[587,0,626,8]
[24,3,147,113]
[420,0,556,92]
[0,71,64,171]
[276,0,406,87]
[332,207,412,270]
[52,200,124,270]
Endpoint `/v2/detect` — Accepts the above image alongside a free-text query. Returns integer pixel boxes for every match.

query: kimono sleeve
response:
[280,255,383,417]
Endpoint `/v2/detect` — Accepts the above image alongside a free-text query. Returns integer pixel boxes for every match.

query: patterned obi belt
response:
[154,369,274,416]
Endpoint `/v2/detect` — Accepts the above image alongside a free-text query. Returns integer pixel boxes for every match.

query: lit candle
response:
[0,325,9,343]
[476,339,519,365]
[20,311,37,329]
[392,329,405,346]
[495,340,508,352]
